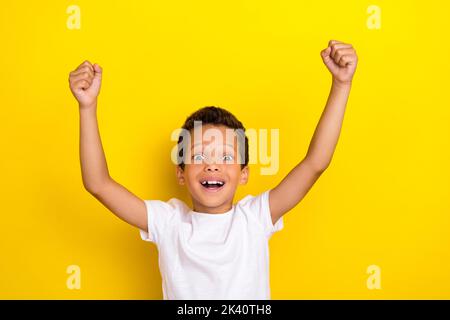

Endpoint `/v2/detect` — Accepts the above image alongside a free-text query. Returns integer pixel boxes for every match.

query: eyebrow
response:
[191,143,235,150]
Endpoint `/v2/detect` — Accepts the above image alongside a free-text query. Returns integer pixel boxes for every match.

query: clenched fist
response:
[321,40,358,86]
[69,60,102,108]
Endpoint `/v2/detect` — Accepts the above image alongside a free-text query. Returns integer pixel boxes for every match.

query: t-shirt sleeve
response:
[240,189,284,238]
[139,198,181,245]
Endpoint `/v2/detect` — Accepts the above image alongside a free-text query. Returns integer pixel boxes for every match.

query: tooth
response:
[200,180,225,187]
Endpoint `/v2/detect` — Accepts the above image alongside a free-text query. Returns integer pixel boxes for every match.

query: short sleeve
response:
[139,198,184,245]
[239,189,283,238]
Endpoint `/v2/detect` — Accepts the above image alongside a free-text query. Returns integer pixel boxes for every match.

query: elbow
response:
[305,158,331,174]
[314,164,329,174]
[83,179,110,196]
[83,183,99,195]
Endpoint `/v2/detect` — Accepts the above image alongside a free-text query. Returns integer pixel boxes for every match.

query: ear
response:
[239,166,249,185]
[176,166,185,185]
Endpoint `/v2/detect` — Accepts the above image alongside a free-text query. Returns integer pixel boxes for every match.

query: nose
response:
[204,163,220,172]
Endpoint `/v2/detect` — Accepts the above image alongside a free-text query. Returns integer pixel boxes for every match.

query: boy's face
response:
[176,124,249,213]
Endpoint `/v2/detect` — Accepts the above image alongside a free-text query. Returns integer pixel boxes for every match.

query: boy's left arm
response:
[269,40,358,225]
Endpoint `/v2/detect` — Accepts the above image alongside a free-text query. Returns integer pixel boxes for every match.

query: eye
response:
[223,154,234,162]
[192,153,205,161]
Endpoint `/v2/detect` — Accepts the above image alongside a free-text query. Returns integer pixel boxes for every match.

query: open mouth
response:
[200,180,225,192]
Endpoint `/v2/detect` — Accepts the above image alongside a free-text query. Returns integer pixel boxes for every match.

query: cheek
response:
[226,168,243,184]
[184,177,200,193]
[186,166,208,187]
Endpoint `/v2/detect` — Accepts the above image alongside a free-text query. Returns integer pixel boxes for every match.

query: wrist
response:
[332,78,352,89]
[79,101,98,111]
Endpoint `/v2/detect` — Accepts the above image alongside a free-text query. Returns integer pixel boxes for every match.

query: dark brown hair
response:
[177,106,249,170]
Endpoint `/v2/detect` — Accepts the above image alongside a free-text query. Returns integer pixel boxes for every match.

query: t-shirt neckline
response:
[190,204,235,217]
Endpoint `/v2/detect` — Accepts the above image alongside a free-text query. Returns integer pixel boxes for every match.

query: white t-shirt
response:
[139,189,283,300]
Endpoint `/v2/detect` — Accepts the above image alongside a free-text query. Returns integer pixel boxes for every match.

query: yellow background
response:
[1,0,449,299]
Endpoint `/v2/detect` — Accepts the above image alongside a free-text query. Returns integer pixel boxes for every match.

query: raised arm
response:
[69,61,147,231]
[269,40,358,225]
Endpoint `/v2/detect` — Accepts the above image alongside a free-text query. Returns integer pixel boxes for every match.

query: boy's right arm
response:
[69,60,147,232]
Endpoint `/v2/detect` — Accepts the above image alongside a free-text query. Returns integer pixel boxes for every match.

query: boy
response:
[68,40,358,299]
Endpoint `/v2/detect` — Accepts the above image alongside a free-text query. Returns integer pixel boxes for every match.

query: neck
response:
[192,200,233,214]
